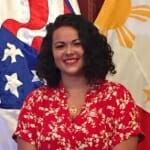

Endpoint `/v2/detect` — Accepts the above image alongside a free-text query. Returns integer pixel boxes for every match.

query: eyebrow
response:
[54,39,80,45]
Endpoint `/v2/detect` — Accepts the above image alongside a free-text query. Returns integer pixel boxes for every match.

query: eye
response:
[54,42,65,49]
[73,40,82,47]
[55,44,64,49]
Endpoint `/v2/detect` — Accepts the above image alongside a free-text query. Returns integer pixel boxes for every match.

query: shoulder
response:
[26,86,52,99]
[19,85,56,117]
[95,80,139,119]
[97,80,131,94]
[22,85,54,107]
[31,85,53,94]
[96,80,134,103]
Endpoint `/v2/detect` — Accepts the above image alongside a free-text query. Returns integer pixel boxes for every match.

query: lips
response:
[63,57,79,64]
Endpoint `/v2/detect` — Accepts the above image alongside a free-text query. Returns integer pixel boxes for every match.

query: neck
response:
[61,74,88,90]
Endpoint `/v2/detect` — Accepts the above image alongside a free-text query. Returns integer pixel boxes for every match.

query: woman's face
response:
[52,26,84,77]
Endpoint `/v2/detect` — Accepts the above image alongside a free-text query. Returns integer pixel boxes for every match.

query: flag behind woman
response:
[95,0,150,149]
[0,0,80,149]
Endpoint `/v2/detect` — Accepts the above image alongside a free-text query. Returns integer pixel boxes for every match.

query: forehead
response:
[53,26,79,42]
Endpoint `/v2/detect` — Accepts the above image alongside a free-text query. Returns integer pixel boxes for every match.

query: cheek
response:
[52,52,62,65]
[79,47,84,55]
[52,51,59,60]
[80,50,84,60]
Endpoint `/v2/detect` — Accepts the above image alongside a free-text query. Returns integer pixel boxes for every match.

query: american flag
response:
[0,0,80,149]
[0,26,42,109]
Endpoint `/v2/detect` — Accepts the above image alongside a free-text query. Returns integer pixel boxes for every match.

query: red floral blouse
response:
[13,80,143,150]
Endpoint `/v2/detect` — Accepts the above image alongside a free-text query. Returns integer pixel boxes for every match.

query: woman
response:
[13,14,143,150]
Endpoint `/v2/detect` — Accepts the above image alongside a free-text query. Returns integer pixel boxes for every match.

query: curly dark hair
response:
[36,13,116,87]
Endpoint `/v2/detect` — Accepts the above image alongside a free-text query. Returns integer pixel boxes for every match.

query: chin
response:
[62,70,83,76]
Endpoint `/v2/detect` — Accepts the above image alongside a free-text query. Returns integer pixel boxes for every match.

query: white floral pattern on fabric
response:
[13,80,143,150]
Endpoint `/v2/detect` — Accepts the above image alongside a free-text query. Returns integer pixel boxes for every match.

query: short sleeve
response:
[12,89,39,145]
[112,84,144,147]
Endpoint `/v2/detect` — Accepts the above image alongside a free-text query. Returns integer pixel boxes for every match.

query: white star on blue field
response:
[0,26,42,109]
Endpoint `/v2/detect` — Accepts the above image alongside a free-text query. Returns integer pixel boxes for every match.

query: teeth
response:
[65,58,77,61]
[64,58,78,64]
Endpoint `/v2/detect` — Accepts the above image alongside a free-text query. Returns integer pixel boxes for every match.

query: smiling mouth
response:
[63,58,79,64]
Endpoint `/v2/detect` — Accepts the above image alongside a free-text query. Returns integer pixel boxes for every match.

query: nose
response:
[65,45,73,55]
